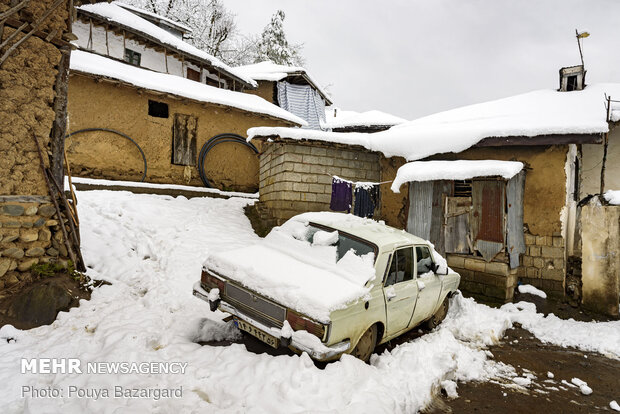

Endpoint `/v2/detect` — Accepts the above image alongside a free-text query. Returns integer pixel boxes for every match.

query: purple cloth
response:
[330,177,352,212]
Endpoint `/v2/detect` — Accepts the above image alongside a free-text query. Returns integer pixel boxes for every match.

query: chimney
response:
[559,65,586,92]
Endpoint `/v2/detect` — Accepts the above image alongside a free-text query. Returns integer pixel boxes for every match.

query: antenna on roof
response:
[575,29,590,67]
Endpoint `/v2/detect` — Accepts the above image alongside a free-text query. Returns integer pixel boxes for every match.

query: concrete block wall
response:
[259,141,380,224]
[518,232,565,296]
[0,197,70,291]
[447,255,518,303]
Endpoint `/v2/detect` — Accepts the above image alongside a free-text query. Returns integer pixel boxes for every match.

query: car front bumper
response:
[192,281,350,361]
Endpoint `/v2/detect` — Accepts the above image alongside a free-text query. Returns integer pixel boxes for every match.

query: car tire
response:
[351,324,377,363]
[425,296,449,330]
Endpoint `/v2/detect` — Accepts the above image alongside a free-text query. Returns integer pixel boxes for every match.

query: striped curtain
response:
[277,81,326,130]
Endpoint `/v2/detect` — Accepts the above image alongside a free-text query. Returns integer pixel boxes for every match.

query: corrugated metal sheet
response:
[444,196,471,254]
[506,171,526,268]
[407,181,433,240]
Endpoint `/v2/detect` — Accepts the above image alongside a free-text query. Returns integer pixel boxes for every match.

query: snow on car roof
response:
[391,160,524,193]
[248,83,620,162]
[70,50,306,126]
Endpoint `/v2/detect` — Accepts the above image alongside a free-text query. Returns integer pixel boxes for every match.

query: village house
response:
[247,68,620,314]
[235,61,333,130]
[0,0,107,292]
[65,2,305,192]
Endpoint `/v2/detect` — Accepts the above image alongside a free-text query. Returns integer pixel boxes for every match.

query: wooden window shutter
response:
[187,68,200,82]
[471,179,505,243]
[172,114,197,166]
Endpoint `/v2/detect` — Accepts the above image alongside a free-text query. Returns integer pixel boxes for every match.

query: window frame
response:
[383,246,415,287]
[123,48,141,66]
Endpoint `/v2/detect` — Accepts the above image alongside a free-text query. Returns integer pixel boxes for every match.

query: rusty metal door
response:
[472,179,505,261]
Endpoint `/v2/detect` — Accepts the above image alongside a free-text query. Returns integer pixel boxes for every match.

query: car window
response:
[415,245,434,276]
[304,225,375,261]
[384,247,414,286]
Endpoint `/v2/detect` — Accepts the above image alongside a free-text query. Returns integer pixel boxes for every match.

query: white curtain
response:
[277,81,325,130]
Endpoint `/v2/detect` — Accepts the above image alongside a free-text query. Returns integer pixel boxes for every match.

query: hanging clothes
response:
[330,177,352,212]
[353,184,378,218]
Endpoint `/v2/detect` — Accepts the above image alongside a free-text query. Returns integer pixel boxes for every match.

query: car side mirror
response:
[433,263,448,275]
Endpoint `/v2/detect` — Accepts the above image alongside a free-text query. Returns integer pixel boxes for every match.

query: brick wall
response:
[519,232,566,296]
[447,255,519,303]
[258,140,380,224]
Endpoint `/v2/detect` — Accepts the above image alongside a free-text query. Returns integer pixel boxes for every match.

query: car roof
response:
[289,212,429,251]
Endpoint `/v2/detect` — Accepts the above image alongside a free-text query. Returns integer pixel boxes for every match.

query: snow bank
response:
[391,160,523,193]
[517,284,547,299]
[70,50,306,126]
[604,189,620,205]
[65,176,259,199]
[249,84,620,162]
[78,2,256,86]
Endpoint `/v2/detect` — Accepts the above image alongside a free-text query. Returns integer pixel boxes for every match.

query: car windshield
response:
[304,224,376,262]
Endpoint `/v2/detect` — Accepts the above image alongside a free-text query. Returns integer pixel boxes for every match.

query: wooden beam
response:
[50,46,71,189]
[474,133,603,147]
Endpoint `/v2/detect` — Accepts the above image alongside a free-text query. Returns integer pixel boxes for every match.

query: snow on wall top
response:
[604,190,620,205]
[391,160,524,193]
[323,108,407,129]
[70,50,306,126]
[249,84,620,161]
[234,61,332,103]
[77,2,257,87]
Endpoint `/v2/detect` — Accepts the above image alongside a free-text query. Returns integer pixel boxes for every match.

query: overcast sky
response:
[227,0,620,120]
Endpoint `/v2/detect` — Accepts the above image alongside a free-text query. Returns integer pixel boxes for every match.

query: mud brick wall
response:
[518,232,565,296]
[258,140,381,224]
[0,197,71,291]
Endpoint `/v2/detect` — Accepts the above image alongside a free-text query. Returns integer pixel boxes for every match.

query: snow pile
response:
[570,377,593,395]
[517,284,548,299]
[249,84,620,162]
[604,189,620,205]
[234,61,331,102]
[391,160,523,193]
[78,2,256,86]
[323,108,407,130]
[611,400,620,412]
[70,50,306,126]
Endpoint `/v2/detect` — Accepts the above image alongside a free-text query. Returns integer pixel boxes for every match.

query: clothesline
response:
[330,174,393,187]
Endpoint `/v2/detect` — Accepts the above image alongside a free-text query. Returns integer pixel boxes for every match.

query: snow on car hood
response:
[203,220,376,323]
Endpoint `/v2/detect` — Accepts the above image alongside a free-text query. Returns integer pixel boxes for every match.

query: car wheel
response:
[351,324,377,363]
[425,296,449,330]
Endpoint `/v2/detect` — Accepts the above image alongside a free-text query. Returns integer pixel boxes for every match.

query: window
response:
[567,75,578,91]
[384,247,414,286]
[186,68,201,82]
[172,114,197,166]
[205,76,219,87]
[415,246,434,275]
[303,224,376,261]
[454,180,472,197]
[148,100,169,118]
[124,48,141,66]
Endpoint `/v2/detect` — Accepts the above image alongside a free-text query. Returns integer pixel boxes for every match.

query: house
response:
[323,108,406,133]
[0,0,105,288]
[66,3,305,192]
[235,61,333,129]
[247,69,620,311]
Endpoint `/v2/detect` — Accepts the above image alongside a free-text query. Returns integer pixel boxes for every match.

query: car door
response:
[409,245,443,327]
[383,246,419,335]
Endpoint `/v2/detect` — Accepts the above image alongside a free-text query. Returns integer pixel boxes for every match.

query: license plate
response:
[235,318,280,349]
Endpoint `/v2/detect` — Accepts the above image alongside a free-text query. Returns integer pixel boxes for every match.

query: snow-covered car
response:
[193,212,460,362]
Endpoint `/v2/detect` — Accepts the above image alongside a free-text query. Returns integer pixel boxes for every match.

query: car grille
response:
[224,283,286,329]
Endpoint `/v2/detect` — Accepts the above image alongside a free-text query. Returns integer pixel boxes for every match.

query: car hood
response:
[203,242,373,323]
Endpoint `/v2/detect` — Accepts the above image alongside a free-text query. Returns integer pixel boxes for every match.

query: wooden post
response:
[50,45,71,190]
[105,24,109,55]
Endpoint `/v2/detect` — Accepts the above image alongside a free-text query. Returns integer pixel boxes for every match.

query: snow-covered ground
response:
[0,191,619,413]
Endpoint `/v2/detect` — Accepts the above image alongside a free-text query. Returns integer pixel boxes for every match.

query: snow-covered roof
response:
[234,61,332,104]
[391,160,524,193]
[77,2,256,88]
[323,108,407,130]
[70,50,306,126]
[249,84,619,162]
[116,2,192,34]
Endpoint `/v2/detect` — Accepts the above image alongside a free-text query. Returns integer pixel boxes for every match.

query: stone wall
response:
[447,255,518,303]
[0,197,69,291]
[258,140,381,224]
